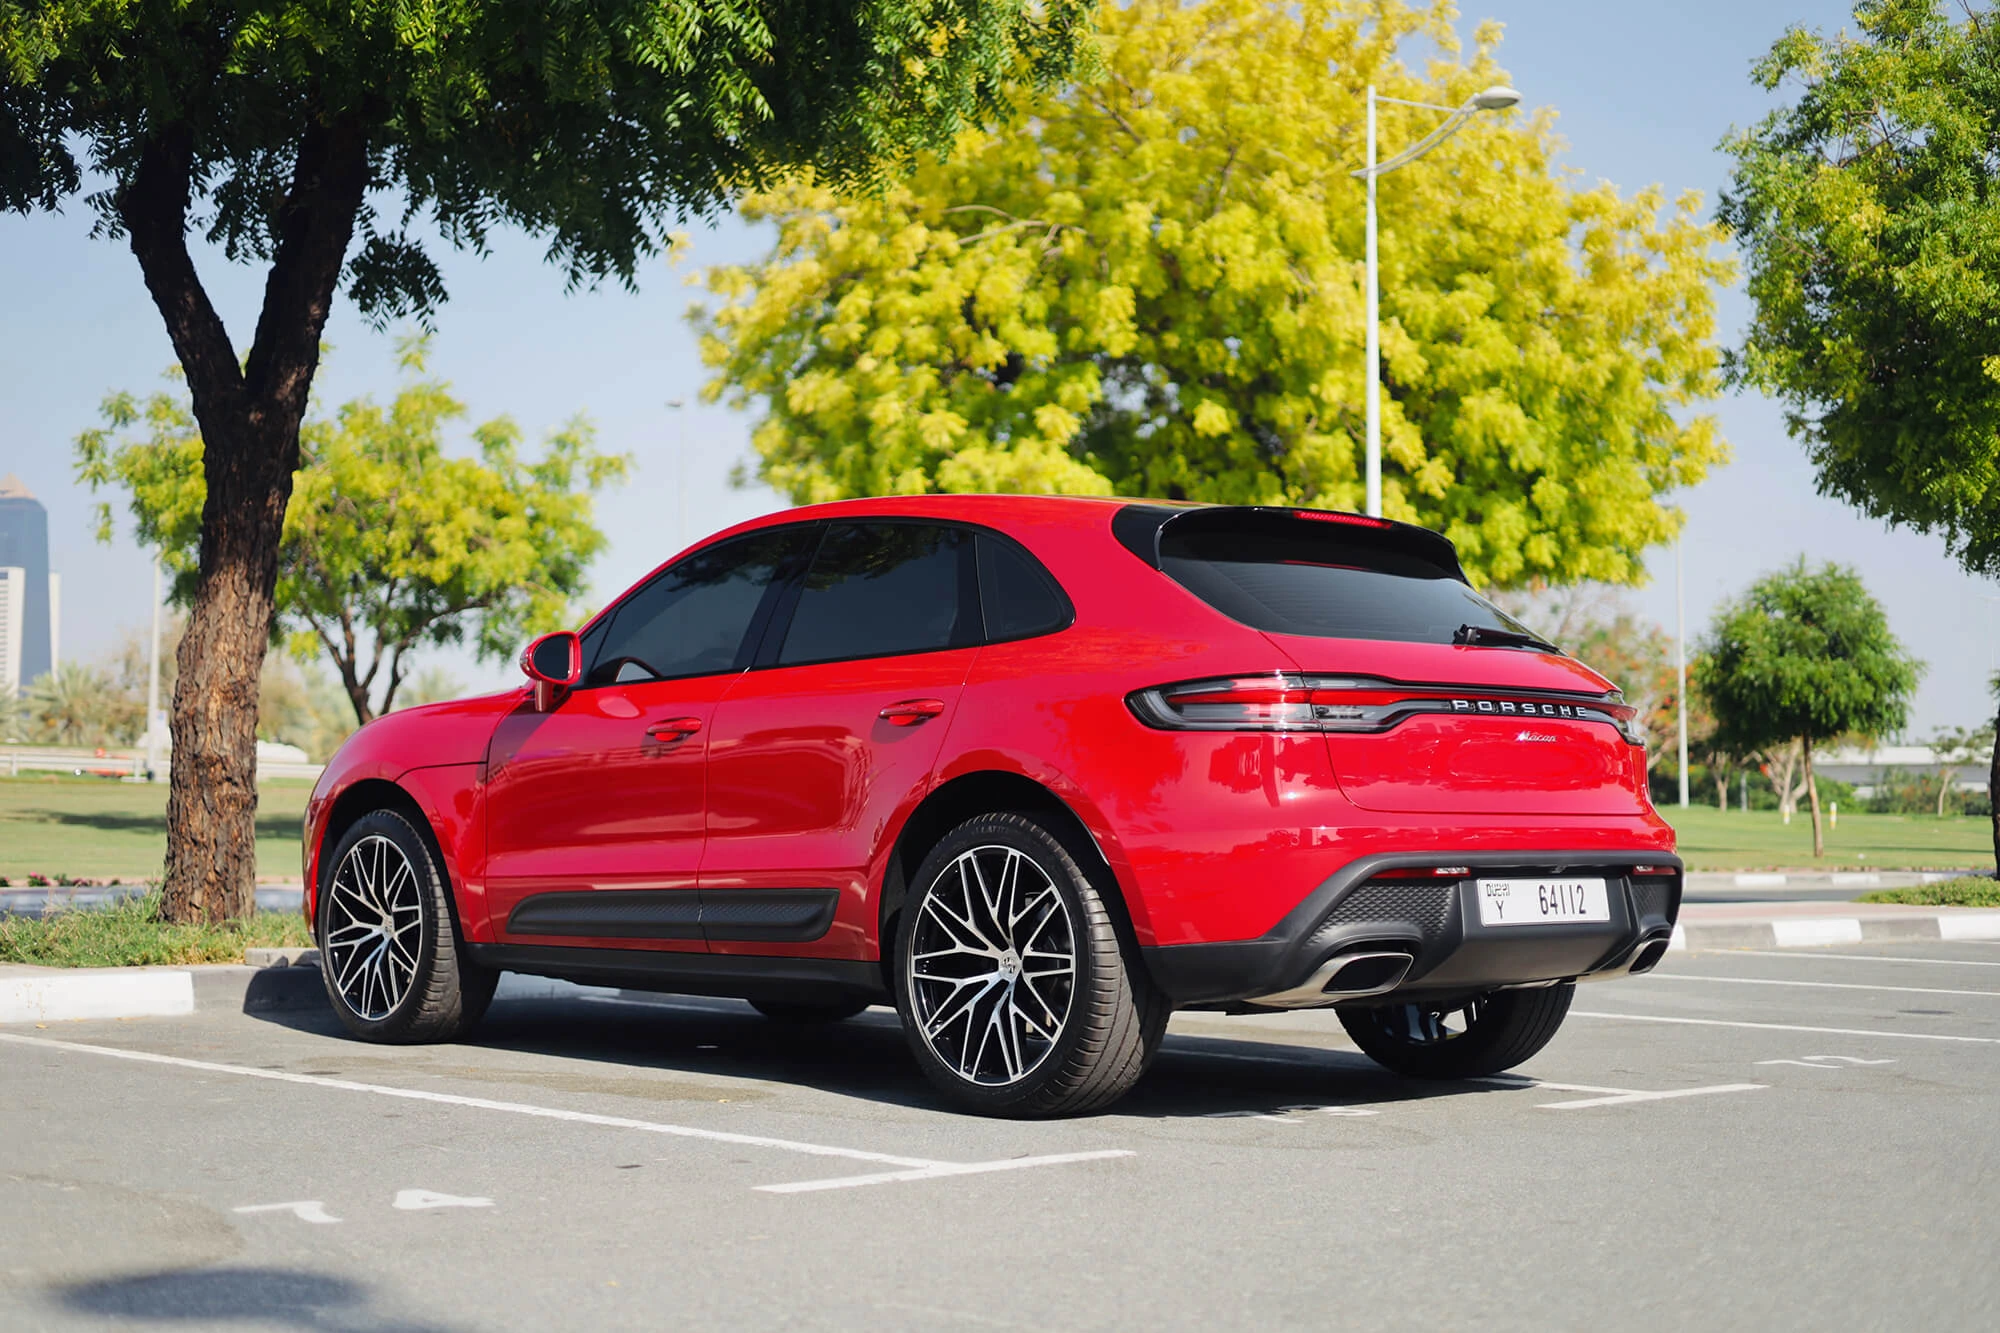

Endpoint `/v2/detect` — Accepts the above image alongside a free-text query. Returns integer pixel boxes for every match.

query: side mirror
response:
[521,631,582,712]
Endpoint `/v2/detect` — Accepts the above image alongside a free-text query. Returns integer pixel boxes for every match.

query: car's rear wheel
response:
[318,808,496,1043]
[750,998,873,1023]
[895,812,1167,1117]
[1338,984,1573,1079]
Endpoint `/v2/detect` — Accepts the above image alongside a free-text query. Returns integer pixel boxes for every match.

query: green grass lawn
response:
[2,773,1989,883]
[1662,804,1993,872]
[0,775,311,883]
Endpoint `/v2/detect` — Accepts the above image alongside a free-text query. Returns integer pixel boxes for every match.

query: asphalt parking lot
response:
[4,941,1998,1331]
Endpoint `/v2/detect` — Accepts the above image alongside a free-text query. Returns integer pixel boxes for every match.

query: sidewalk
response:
[1673,900,2000,950]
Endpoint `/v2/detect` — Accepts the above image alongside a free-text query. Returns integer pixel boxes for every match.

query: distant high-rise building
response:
[0,565,22,697]
[0,475,52,686]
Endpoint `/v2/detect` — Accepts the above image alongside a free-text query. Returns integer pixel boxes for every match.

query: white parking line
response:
[0,1032,1134,1192]
[1572,1011,2000,1044]
[1721,950,2000,968]
[757,1151,1134,1194]
[1473,1074,1765,1109]
[1635,973,2000,999]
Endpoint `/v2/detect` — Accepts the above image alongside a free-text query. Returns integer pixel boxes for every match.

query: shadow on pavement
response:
[56,1265,460,1332]
[248,988,1504,1120]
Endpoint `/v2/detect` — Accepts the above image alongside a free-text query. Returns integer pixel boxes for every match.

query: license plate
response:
[1475,877,1610,927]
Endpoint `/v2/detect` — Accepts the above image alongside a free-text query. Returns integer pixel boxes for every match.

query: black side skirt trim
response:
[506,890,702,940]
[465,943,887,1005]
[503,888,839,943]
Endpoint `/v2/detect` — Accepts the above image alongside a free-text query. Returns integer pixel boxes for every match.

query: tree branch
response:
[116,127,247,422]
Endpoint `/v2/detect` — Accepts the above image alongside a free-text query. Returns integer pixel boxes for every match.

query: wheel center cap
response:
[999,949,1022,980]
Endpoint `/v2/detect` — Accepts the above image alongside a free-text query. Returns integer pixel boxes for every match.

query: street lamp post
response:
[1677,534,1689,809]
[1351,84,1519,518]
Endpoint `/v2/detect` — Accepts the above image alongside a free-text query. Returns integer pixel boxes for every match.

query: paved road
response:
[4,941,1998,1330]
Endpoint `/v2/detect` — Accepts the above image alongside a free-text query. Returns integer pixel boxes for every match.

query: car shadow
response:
[55,1265,464,1332]
[248,987,1514,1121]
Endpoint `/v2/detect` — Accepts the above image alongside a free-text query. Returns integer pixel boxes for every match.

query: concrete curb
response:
[1672,909,2000,952]
[0,960,326,1024]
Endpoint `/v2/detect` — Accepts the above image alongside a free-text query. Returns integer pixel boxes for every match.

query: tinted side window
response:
[777,523,967,666]
[586,529,810,686]
[976,533,1070,641]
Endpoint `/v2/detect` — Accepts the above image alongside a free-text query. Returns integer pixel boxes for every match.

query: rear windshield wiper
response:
[1452,623,1561,654]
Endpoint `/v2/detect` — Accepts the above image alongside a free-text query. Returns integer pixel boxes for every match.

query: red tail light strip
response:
[1126,673,1646,746]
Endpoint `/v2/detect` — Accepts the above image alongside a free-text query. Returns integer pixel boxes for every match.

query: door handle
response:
[646,716,703,741]
[879,698,946,726]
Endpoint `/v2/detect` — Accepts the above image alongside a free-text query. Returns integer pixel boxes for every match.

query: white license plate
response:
[1475,877,1610,927]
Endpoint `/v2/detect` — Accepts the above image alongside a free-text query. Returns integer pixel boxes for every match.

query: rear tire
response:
[750,998,872,1023]
[1338,984,1573,1079]
[895,811,1167,1117]
[317,808,496,1044]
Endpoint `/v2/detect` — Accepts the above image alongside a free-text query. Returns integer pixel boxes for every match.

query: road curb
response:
[1671,910,2000,952]
[0,960,326,1024]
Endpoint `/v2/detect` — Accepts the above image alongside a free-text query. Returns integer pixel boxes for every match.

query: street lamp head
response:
[1470,85,1520,112]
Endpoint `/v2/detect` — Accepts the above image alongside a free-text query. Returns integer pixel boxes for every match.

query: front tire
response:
[895,812,1167,1117]
[317,808,496,1044]
[1338,984,1574,1079]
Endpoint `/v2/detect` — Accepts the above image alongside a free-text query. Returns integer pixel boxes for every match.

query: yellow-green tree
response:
[78,342,627,726]
[696,0,1732,587]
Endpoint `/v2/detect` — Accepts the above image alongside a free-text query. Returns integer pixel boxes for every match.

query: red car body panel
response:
[303,494,1675,993]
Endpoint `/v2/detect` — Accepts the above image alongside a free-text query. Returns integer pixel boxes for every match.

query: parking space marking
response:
[0,1031,937,1168]
[0,1031,1138,1195]
[756,1150,1134,1195]
[1722,950,2000,968]
[1474,1074,1764,1110]
[1529,1084,1764,1110]
[235,1201,341,1224]
[393,1189,493,1210]
[1755,1056,1896,1069]
[1637,973,2000,999]
[1573,1010,2000,1044]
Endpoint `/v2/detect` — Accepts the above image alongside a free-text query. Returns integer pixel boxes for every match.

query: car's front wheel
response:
[317,808,496,1043]
[1337,984,1573,1079]
[895,812,1167,1117]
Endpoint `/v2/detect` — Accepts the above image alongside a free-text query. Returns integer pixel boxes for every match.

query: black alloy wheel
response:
[317,808,496,1043]
[895,811,1167,1117]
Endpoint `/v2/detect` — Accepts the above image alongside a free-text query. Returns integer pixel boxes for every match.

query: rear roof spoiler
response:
[1109,504,1471,584]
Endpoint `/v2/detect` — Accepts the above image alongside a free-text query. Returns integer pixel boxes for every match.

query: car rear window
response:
[777,522,970,666]
[1154,512,1530,644]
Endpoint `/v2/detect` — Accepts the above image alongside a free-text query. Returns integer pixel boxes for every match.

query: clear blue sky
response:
[0,0,1986,735]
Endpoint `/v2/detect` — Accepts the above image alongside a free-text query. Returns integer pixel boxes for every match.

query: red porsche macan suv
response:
[304,495,1680,1116]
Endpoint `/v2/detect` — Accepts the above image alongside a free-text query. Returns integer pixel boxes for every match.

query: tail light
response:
[1126,673,1645,745]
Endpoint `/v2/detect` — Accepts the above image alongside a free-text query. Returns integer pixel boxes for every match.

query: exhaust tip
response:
[1627,938,1670,976]
[1320,950,1415,996]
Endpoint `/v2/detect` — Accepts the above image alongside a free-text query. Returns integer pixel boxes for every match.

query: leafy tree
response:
[2,0,1092,923]
[1721,0,2000,856]
[695,0,1732,588]
[1929,723,1994,817]
[78,346,627,728]
[1699,560,1922,856]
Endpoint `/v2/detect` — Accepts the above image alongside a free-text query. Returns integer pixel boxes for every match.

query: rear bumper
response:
[1140,849,1682,1008]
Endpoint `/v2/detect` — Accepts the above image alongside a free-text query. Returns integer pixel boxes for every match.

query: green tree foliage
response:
[2,0,1090,922]
[77,344,627,726]
[1698,561,1922,856]
[696,0,1732,588]
[1722,0,2000,575]
[1722,0,2000,862]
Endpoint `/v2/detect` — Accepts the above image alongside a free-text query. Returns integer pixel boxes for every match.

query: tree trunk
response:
[1713,765,1728,811]
[1803,730,1824,859]
[161,422,294,921]
[119,118,370,923]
